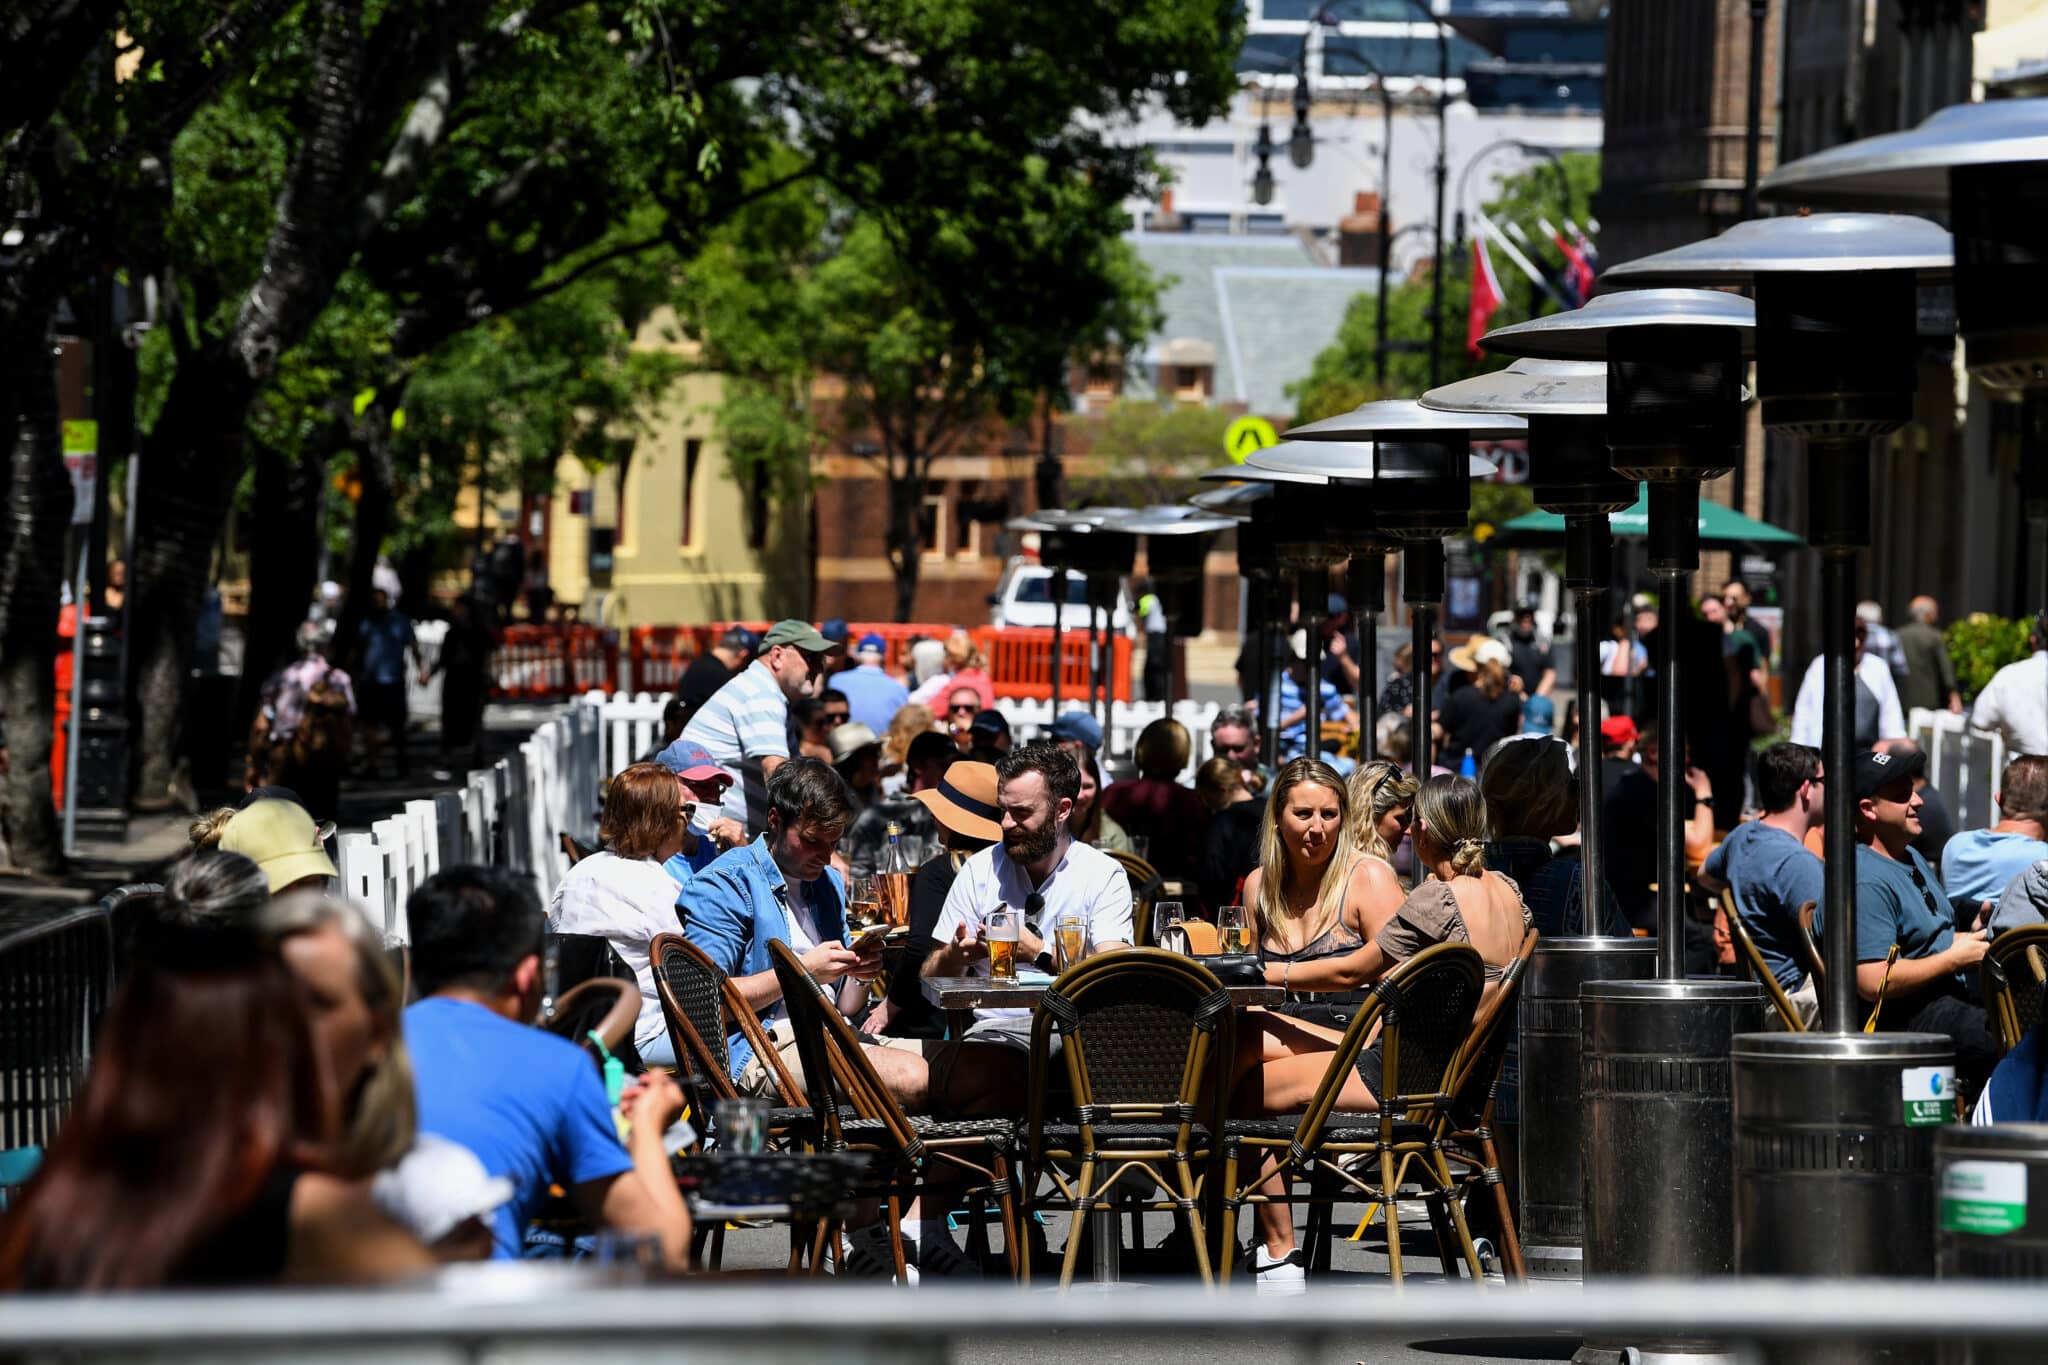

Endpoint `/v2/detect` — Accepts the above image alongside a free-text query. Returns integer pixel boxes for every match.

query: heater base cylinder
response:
[1936,1123,2048,1365]
[1518,937,1660,1278]
[1733,1031,1955,1365]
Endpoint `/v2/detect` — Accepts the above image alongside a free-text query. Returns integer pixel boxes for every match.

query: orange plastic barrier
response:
[618,619,1134,702]
[490,625,620,700]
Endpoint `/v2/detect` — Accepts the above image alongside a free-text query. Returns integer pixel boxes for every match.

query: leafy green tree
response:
[1071,399,1233,510]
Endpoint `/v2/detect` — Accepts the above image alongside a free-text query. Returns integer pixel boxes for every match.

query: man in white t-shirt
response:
[922,742,1134,1110]
[1971,613,2048,759]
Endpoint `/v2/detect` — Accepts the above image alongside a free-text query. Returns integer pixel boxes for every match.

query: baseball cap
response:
[1854,747,1926,800]
[656,739,734,788]
[820,618,851,646]
[371,1134,516,1245]
[855,632,887,659]
[968,709,1010,742]
[828,721,882,766]
[1600,715,1639,750]
[718,625,759,654]
[218,798,338,892]
[1326,592,1349,617]
[906,730,958,768]
[760,619,836,652]
[1049,710,1102,751]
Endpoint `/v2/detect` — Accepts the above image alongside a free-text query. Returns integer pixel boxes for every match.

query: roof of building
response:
[1125,232,1379,419]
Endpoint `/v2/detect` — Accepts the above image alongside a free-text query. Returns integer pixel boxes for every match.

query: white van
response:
[988,559,1134,636]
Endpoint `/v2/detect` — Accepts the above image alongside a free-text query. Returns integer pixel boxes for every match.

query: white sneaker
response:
[1249,1246,1307,1296]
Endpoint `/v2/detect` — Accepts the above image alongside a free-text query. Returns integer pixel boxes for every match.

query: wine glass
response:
[1218,904,1253,956]
[847,874,878,929]
[1152,901,1187,954]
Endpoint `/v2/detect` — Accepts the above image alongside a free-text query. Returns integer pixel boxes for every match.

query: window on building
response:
[679,437,702,548]
[920,494,947,560]
[1084,363,1119,396]
[1172,365,1211,401]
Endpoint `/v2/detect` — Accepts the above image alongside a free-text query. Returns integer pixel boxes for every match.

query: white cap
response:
[371,1134,515,1244]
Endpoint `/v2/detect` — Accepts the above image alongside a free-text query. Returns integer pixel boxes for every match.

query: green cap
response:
[760,619,837,652]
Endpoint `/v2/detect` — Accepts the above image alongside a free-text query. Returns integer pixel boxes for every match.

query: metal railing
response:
[0,1275,2044,1360]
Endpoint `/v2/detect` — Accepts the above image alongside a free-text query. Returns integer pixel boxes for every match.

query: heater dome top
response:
[1762,98,2048,207]
[1282,397,1527,443]
[1478,288,1757,362]
[1111,505,1240,537]
[1422,358,1609,417]
[1600,213,1952,285]
[1245,439,1498,482]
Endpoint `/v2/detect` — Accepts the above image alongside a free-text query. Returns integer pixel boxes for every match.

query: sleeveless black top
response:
[172,1165,300,1285]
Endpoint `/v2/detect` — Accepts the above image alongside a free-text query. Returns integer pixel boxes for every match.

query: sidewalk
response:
[0,701,567,917]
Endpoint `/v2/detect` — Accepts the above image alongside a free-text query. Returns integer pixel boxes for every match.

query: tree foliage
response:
[1071,399,1233,510]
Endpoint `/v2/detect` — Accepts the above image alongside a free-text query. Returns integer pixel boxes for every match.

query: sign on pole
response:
[62,420,97,526]
[1224,415,1278,465]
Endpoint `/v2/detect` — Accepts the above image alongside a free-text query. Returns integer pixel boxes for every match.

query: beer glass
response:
[986,904,1020,981]
[847,875,880,930]
[1055,909,1088,971]
[1219,904,1253,955]
[1152,901,1187,954]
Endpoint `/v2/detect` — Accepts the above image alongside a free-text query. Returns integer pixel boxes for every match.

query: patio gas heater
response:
[1419,357,1660,1279]
[1267,402,1524,778]
[1007,509,1134,734]
[1115,505,1237,708]
[1479,291,1767,1348]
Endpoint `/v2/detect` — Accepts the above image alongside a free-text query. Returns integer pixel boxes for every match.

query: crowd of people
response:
[11,586,2048,1297]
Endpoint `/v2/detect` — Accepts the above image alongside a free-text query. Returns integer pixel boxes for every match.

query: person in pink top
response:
[909,631,995,711]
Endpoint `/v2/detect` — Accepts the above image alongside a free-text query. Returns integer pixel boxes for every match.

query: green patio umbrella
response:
[1492,485,1803,547]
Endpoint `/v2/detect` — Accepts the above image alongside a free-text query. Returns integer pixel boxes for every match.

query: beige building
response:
[546,309,810,626]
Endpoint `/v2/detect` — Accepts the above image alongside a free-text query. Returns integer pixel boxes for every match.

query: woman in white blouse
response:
[547,762,694,1066]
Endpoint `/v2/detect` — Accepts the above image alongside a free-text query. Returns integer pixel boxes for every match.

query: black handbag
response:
[1195,953,1268,987]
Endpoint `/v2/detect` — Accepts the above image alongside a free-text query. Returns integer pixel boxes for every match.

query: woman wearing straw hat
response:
[877,760,1001,1040]
[1438,635,1521,775]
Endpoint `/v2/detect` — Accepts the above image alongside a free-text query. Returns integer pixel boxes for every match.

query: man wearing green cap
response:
[666,619,839,832]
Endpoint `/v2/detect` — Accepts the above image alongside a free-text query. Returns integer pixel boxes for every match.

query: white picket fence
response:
[333,691,1230,943]
[1909,706,2007,832]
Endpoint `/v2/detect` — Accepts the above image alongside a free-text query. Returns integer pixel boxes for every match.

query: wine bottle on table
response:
[878,822,915,928]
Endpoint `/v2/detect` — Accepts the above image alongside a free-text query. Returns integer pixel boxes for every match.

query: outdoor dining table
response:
[919,974,1285,1285]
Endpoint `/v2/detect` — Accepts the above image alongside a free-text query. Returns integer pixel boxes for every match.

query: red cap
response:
[1600,715,1638,749]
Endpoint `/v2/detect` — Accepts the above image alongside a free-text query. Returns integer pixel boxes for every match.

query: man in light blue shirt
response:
[1941,755,2048,907]
[834,633,911,734]
[665,619,837,830]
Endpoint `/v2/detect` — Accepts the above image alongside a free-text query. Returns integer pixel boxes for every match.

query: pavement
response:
[712,1207,1583,1365]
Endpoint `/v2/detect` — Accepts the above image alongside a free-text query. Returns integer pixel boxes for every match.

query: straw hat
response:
[912,762,1002,843]
[1446,635,1512,673]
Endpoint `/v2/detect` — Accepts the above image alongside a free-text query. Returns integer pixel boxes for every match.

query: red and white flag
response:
[1555,230,1596,302]
[1468,232,1504,358]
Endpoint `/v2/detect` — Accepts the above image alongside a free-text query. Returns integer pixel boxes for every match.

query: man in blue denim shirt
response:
[679,757,926,1105]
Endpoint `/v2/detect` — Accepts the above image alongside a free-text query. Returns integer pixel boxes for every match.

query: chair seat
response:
[1040,1121,1214,1148]
[1222,1114,1430,1146]
[841,1115,1017,1145]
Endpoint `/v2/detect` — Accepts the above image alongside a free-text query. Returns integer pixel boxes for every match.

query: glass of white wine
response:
[1218,904,1253,956]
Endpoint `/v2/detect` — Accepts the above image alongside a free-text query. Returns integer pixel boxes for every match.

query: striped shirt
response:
[672,660,790,824]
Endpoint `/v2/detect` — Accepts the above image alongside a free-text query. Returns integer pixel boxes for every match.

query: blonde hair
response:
[257,892,416,1179]
[1475,658,1510,701]
[1255,758,1357,947]
[942,630,984,672]
[882,703,936,767]
[1415,774,1488,877]
[1347,760,1419,862]
[1134,719,1191,778]
[188,807,237,849]
[1194,756,1248,813]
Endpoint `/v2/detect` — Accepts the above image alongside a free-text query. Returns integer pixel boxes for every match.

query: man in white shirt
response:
[922,741,1134,1109]
[1790,618,1907,750]
[1971,613,2048,759]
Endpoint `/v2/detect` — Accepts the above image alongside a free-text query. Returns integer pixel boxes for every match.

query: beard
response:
[1004,814,1061,864]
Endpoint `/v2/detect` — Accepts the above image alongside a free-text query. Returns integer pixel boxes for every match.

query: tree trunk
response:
[328,402,396,665]
[0,311,77,870]
[885,452,925,623]
[127,348,253,804]
[236,433,332,736]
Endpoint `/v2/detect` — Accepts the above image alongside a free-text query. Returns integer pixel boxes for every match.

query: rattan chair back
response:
[545,978,640,1069]
[1026,948,1232,1153]
[1373,942,1486,1127]
[1444,929,1538,1113]
[1796,901,1825,985]
[652,933,737,1100]
[766,939,913,1154]
[1723,889,1806,1032]
[1985,923,2048,1053]
[1104,850,1165,935]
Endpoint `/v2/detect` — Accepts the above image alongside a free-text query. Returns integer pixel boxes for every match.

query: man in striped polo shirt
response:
[664,619,838,832]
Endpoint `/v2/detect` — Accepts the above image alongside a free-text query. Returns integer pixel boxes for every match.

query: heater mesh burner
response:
[1953,163,2048,394]
[1607,328,1745,482]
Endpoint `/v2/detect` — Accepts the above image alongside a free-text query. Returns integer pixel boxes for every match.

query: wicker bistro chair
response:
[1430,929,1539,1279]
[1796,902,1825,987]
[1983,924,2048,1054]
[765,939,1022,1281]
[544,978,641,1067]
[1019,948,1237,1287]
[1218,942,1487,1286]
[1723,890,1807,1033]
[651,933,821,1271]
[1104,850,1166,937]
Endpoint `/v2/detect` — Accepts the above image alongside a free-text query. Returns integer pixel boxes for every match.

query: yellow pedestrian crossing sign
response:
[1225,416,1278,464]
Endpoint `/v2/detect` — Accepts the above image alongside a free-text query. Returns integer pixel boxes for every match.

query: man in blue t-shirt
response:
[402,865,690,1265]
[1701,742,1826,1025]
[1815,747,1996,1085]
[1942,755,2048,908]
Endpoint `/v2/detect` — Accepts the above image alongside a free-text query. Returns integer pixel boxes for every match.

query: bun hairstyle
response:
[141,850,273,971]
[187,807,237,849]
[1415,774,1489,877]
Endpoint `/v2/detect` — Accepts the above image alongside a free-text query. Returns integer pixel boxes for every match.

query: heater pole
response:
[1568,514,1613,938]
[1649,483,1696,980]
